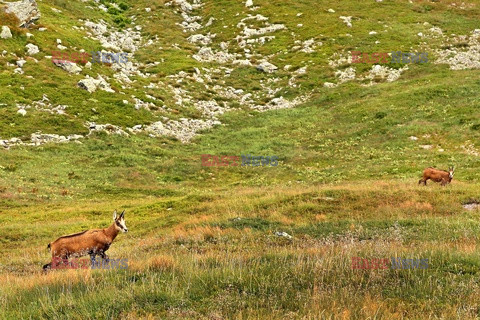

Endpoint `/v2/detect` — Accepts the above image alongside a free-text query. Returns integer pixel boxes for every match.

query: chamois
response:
[43,210,128,271]
[419,167,455,186]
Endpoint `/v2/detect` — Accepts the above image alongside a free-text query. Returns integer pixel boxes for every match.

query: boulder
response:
[256,61,278,73]
[53,61,82,74]
[78,75,114,93]
[0,26,12,39]
[25,43,39,55]
[4,0,41,28]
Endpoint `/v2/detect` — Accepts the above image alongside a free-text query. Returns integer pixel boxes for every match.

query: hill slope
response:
[2,0,480,319]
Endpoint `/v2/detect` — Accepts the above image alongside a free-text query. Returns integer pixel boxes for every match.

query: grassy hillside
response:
[2,0,480,319]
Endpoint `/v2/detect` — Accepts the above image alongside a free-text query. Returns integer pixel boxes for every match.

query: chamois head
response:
[113,210,128,233]
[449,166,455,179]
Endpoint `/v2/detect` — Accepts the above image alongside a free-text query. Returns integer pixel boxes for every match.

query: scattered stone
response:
[25,43,39,55]
[328,8,335,13]
[78,75,114,93]
[369,31,377,35]
[419,145,433,150]
[463,201,480,211]
[246,0,253,7]
[16,59,26,67]
[1,26,12,39]
[339,16,352,28]
[53,60,82,74]
[275,231,293,240]
[145,7,151,12]
[256,61,278,73]
[409,136,418,141]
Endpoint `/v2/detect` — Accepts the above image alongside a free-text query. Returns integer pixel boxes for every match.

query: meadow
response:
[2,0,480,318]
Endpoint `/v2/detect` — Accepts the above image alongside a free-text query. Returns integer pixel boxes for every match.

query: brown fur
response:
[43,212,127,271]
[419,167,454,186]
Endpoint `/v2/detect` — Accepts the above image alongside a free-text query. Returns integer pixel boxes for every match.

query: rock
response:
[1,26,12,39]
[85,61,92,69]
[4,0,41,28]
[53,61,82,74]
[56,38,62,44]
[78,75,114,93]
[17,109,27,116]
[26,32,33,38]
[369,31,377,35]
[145,7,151,12]
[409,136,418,141]
[25,43,39,55]
[275,231,293,240]
[328,8,335,13]
[246,0,253,6]
[16,59,26,67]
[256,61,278,73]
[78,78,98,93]
[38,27,46,31]
[323,82,337,88]
[339,16,352,28]
[419,145,433,150]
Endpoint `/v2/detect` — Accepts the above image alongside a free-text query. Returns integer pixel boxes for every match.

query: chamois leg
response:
[42,262,51,272]
[90,253,98,268]
[99,251,110,263]
[419,178,427,185]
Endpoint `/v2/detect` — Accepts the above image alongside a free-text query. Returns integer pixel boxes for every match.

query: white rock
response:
[339,16,352,28]
[369,31,377,35]
[17,109,27,116]
[26,32,33,38]
[145,7,151,12]
[56,39,62,44]
[25,43,39,55]
[256,61,278,73]
[53,61,82,74]
[246,0,253,7]
[1,26,12,39]
[16,59,26,67]
[5,0,41,28]
[85,61,92,69]
[328,8,335,13]
[39,27,46,31]
[409,136,418,141]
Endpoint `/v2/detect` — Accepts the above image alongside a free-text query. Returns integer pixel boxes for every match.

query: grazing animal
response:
[418,167,455,186]
[43,210,128,271]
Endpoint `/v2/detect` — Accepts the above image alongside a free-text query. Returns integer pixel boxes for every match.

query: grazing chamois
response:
[43,210,128,271]
[419,167,455,186]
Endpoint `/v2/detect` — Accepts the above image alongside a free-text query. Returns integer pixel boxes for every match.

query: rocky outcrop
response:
[4,0,41,28]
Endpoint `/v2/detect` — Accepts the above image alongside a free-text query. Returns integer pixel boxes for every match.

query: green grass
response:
[2,0,480,318]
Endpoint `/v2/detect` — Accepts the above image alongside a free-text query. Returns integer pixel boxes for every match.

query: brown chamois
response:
[43,210,128,271]
[419,166,455,186]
